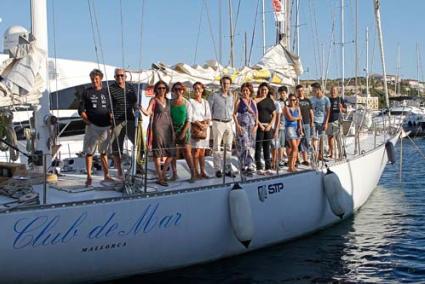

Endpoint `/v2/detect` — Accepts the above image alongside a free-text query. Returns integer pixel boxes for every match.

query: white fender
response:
[323,170,345,219]
[229,183,254,248]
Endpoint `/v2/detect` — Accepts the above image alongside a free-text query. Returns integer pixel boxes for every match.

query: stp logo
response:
[257,182,284,202]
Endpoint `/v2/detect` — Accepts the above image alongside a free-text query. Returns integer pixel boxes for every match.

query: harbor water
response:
[108,138,425,284]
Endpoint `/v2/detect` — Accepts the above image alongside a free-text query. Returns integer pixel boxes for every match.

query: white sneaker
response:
[257,169,265,175]
[265,169,275,175]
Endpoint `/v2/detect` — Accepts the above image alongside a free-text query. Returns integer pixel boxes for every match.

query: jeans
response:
[255,128,273,170]
[300,123,312,152]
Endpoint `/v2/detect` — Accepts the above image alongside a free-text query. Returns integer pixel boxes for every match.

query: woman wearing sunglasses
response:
[141,80,175,186]
[283,93,303,172]
[170,82,195,182]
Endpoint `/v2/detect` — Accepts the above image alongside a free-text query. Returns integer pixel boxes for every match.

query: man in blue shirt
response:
[208,76,235,177]
[310,82,330,160]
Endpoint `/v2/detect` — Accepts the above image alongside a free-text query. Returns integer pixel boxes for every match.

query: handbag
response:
[191,99,208,140]
[191,122,207,140]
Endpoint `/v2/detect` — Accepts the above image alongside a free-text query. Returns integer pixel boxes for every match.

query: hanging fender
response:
[385,141,396,165]
[229,183,254,248]
[323,169,345,219]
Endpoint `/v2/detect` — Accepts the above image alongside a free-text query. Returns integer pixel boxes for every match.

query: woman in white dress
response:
[190,82,212,179]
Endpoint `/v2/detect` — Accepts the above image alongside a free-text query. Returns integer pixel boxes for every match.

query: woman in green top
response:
[170,82,195,182]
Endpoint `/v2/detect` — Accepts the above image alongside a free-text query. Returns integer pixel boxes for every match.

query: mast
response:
[31,0,51,165]
[417,43,420,96]
[261,0,266,55]
[373,0,390,109]
[396,43,400,95]
[228,0,234,67]
[341,0,345,99]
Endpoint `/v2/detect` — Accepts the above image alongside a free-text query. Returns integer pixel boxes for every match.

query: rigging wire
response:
[204,0,220,67]
[233,0,242,35]
[193,1,205,65]
[119,0,126,68]
[248,0,260,66]
[324,3,337,89]
[87,0,101,69]
[119,0,129,152]
[87,0,118,139]
[308,0,320,79]
[50,0,60,143]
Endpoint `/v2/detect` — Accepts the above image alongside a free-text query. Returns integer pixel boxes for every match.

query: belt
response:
[213,119,232,123]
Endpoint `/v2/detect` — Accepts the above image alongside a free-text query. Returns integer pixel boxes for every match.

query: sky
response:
[0,0,425,82]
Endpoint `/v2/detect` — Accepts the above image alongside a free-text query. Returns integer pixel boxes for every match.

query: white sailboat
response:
[0,1,400,283]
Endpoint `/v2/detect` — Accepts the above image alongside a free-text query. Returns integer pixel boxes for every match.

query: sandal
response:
[85,177,92,187]
[200,172,210,179]
[156,179,168,186]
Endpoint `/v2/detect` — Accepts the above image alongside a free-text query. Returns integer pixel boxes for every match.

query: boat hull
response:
[0,142,390,283]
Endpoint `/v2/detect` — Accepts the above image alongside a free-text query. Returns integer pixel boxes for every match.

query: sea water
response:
[110,138,425,283]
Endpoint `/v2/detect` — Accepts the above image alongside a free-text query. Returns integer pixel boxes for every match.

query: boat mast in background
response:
[31,0,51,165]
[396,43,400,95]
[355,0,359,93]
[373,0,390,109]
[261,0,266,55]
[340,0,345,99]
[416,43,420,96]
[366,26,370,99]
[228,0,234,67]
[295,0,300,84]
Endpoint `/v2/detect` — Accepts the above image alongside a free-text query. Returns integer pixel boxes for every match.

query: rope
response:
[407,135,425,160]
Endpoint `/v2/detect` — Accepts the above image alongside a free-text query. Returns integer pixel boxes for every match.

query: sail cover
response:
[130,40,303,88]
[0,37,46,107]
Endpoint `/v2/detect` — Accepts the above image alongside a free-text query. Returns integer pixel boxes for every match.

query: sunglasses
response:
[174,88,184,91]
[115,74,125,78]
[289,99,297,101]
[157,87,166,90]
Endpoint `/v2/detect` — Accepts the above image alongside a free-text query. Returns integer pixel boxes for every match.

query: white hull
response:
[0,137,393,283]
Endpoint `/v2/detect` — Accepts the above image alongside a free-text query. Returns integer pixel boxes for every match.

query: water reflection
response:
[107,140,425,283]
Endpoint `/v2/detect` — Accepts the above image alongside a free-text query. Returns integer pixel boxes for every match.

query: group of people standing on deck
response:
[78,69,346,187]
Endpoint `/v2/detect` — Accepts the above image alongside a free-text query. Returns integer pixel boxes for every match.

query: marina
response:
[0,0,424,283]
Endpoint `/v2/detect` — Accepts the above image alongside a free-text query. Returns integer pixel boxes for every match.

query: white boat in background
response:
[0,0,400,283]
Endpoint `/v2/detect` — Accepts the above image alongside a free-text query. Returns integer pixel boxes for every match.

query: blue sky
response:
[0,0,424,81]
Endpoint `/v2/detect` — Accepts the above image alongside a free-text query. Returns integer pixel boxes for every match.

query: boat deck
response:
[0,132,386,211]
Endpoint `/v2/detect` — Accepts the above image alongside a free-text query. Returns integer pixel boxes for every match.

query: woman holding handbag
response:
[189,82,211,179]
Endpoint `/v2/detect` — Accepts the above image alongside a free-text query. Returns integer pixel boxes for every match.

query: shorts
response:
[312,122,325,139]
[326,121,340,137]
[111,121,136,155]
[271,128,283,148]
[83,123,111,155]
[279,127,286,147]
[286,127,299,141]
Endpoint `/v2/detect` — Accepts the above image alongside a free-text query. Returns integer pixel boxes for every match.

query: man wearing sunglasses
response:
[110,68,138,180]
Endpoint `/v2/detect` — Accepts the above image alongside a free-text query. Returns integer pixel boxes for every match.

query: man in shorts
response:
[327,85,346,159]
[310,82,330,160]
[79,69,113,186]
